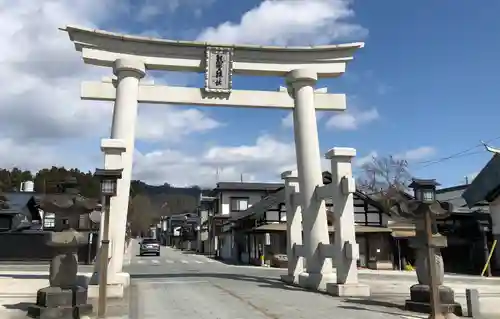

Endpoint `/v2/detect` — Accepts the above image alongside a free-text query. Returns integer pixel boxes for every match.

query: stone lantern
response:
[400,179,462,318]
[28,177,98,318]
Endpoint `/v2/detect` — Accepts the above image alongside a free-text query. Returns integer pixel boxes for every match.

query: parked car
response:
[139,238,160,256]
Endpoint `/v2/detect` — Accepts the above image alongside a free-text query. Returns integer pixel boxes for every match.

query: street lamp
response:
[94,168,123,318]
[410,178,438,204]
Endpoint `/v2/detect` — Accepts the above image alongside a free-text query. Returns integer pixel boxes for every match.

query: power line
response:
[412,150,484,170]
[410,135,500,170]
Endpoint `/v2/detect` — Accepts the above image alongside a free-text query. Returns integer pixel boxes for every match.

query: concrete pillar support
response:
[280,170,304,284]
[287,69,334,291]
[325,147,370,297]
[108,58,146,284]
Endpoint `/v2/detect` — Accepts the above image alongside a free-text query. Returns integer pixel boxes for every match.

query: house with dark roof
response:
[0,192,41,232]
[198,181,283,259]
[210,172,422,270]
[462,153,500,275]
[431,184,493,274]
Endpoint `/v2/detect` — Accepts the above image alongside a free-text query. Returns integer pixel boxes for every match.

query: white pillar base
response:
[297,272,337,292]
[76,271,130,299]
[326,283,370,297]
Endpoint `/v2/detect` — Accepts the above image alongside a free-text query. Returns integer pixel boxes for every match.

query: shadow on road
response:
[3,302,31,311]
[131,272,303,292]
[342,298,405,310]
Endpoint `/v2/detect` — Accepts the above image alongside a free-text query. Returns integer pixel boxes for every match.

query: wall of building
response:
[219,233,233,260]
[265,210,286,222]
[219,191,267,216]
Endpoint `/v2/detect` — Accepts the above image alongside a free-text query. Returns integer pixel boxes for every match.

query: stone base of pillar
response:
[326,283,370,297]
[297,272,336,292]
[280,274,300,285]
[404,284,462,316]
[76,272,129,299]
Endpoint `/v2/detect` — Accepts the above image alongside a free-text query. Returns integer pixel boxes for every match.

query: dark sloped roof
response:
[231,171,387,221]
[0,193,37,215]
[463,154,500,207]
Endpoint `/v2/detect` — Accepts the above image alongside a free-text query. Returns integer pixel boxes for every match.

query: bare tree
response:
[357,155,412,216]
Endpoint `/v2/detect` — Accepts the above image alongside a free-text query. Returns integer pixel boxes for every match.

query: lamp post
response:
[405,179,462,318]
[409,179,442,319]
[95,168,123,318]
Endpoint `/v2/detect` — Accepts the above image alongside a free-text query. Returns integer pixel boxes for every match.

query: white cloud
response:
[396,146,437,161]
[132,0,216,22]
[325,108,379,130]
[136,105,222,142]
[197,0,367,45]
[0,137,95,173]
[354,151,377,168]
[134,135,294,186]
[0,0,221,177]
[134,134,335,187]
[0,0,368,187]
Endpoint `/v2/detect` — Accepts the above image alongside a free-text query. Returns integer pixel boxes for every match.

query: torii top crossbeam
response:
[61,25,364,78]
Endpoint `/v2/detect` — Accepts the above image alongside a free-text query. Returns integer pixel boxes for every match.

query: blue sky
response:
[2,0,499,187]
[129,0,500,187]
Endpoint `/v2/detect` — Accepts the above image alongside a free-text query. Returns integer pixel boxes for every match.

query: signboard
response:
[204,46,234,93]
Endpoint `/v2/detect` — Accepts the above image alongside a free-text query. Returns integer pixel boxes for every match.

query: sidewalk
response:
[355,271,500,318]
[0,271,129,318]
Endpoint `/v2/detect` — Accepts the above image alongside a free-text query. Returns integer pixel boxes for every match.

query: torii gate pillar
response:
[62,25,364,295]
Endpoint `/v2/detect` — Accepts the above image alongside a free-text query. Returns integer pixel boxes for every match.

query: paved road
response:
[1,244,496,318]
[124,245,427,319]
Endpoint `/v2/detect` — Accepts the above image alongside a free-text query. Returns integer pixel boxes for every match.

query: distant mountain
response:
[130,180,211,217]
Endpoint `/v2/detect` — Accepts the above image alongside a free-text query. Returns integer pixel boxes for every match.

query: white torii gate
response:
[62,25,363,292]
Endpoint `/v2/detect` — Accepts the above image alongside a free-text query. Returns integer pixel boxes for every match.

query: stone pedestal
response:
[28,287,92,319]
[28,230,92,319]
[326,283,370,297]
[405,284,462,316]
[297,272,337,292]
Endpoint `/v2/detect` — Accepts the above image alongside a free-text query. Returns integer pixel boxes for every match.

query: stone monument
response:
[27,178,97,319]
